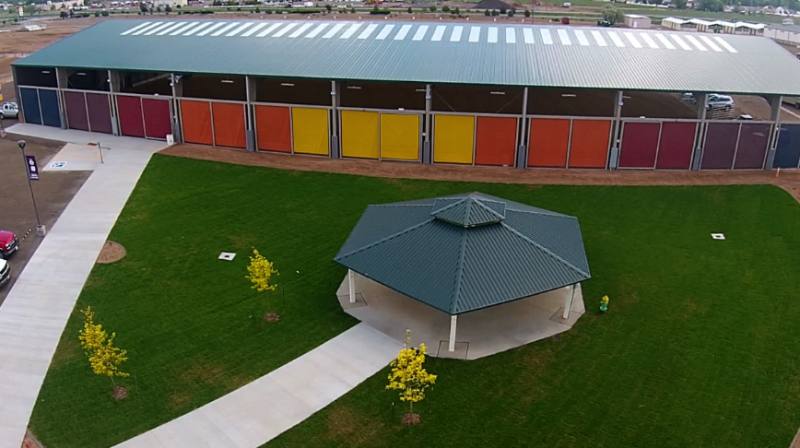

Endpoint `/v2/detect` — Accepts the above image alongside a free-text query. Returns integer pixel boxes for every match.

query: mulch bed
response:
[112,386,129,400]
[264,313,281,322]
[401,413,421,426]
[97,241,126,264]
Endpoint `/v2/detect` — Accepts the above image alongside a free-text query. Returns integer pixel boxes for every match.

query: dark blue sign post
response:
[18,141,46,236]
[25,155,40,181]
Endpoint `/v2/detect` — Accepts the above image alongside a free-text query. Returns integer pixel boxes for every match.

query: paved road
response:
[0,124,165,448]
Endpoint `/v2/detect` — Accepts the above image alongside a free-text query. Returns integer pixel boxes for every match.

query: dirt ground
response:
[0,134,90,305]
[161,144,800,203]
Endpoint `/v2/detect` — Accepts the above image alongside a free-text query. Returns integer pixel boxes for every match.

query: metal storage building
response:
[12,18,800,170]
[624,14,651,29]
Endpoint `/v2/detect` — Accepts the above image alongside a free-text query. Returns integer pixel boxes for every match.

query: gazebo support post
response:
[563,284,576,320]
[348,269,356,303]
[448,315,457,352]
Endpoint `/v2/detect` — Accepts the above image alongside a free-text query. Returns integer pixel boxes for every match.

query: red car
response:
[0,230,19,259]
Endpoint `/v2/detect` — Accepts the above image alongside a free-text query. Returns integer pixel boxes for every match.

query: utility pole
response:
[18,140,47,237]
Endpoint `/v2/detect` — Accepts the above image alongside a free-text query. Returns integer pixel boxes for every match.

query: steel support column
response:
[330,80,340,159]
[170,73,183,143]
[55,67,69,129]
[563,284,576,319]
[765,95,782,170]
[691,93,708,171]
[348,269,356,303]
[516,87,529,169]
[423,84,432,164]
[448,315,457,352]
[12,66,25,125]
[608,90,624,170]
[245,75,256,152]
[108,70,121,135]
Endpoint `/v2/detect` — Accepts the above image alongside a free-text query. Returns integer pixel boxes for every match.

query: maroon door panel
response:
[619,122,660,168]
[656,122,696,170]
[733,123,771,169]
[142,99,172,140]
[702,123,740,169]
[86,93,113,134]
[64,91,89,131]
[117,95,145,138]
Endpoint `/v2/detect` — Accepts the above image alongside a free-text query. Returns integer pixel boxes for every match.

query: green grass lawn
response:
[30,154,800,448]
[265,182,800,447]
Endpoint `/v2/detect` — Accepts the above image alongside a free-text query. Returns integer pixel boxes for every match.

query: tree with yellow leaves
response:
[245,249,280,321]
[386,330,437,425]
[78,307,130,398]
[246,249,278,292]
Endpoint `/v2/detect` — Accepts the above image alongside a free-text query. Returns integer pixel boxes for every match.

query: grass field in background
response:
[29,154,800,448]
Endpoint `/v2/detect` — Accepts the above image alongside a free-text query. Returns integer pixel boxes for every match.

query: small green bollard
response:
[600,295,609,313]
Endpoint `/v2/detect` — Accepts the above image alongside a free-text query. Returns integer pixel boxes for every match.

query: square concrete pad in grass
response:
[436,341,469,360]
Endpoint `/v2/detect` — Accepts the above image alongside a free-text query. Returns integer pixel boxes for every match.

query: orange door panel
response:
[181,100,213,146]
[256,105,292,152]
[528,118,570,168]
[568,120,611,168]
[475,116,517,166]
[212,102,247,149]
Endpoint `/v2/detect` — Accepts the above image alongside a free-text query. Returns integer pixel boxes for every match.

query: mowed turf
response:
[29,154,800,448]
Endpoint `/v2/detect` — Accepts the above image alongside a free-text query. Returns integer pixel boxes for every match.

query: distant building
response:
[624,14,651,29]
[661,17,764,35]
[37,0,83,10]
[474,0,513,11]
[153,0,188,6]
[764,23,800,45]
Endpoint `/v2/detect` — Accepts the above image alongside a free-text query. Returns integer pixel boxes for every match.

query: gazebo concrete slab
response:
[336,292,368,310]
[336,274,586,360]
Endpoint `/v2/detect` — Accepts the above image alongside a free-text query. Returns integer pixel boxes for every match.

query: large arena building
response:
[12,18,800,170]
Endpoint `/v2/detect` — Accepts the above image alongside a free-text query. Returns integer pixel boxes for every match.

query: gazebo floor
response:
[336,274,586,360]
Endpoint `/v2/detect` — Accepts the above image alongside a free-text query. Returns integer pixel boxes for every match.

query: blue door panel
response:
[774,124,800,169]
[38,89,61,127]
[20,88,41,125]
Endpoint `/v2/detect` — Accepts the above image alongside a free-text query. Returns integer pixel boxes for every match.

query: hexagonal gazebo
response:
[334,192,591,360]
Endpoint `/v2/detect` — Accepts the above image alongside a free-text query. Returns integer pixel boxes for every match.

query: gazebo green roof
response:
[334,193,591,315]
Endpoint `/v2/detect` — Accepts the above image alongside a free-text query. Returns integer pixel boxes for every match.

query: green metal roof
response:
[13,19,800,95]
[335,193,590,315]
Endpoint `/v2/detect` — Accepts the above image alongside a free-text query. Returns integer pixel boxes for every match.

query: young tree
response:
[246,249,279,292]
[386,330,437,425]
[407,6,412,12]
[442,5,450,12]
[429,5,436,11]
[78,308,130,397]
[524,8,531,17]
[246,249,280,321]
[601,4,624,24]
[673,0,688,8]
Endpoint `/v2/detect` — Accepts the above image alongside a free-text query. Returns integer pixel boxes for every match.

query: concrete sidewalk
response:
[0,124,165,448]
[113,323,401,448]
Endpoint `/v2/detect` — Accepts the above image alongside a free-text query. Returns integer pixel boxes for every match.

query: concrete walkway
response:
[113,323,402,448]
[0,124,165,448]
